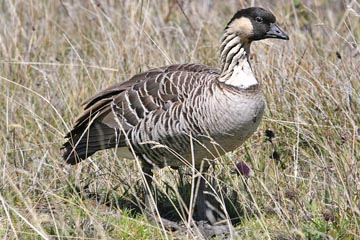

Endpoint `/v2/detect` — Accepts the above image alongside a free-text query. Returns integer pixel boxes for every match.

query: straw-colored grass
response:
[1,0,359,239]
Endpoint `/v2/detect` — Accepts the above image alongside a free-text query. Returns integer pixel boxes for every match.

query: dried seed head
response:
[265,128,275,142]
[336,51,342,59]
[271,150,280,161]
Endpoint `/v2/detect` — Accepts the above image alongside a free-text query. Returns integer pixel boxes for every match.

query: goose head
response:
[225,7,289,42]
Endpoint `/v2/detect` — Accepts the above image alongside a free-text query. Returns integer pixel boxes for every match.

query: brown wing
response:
[62,63,220,164]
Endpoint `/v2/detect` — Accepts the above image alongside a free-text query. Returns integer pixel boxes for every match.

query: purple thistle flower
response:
[236,161,251,176]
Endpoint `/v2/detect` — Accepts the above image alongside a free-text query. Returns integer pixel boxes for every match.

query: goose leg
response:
[142,163,190,231]
[194,174,207,221]
[193,164,210,221]
[193,173,232,238]
[141,162,154,213]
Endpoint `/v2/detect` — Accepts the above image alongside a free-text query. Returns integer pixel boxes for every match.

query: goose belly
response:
[209,91,265,153]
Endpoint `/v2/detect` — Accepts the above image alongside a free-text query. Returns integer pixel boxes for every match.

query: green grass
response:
[1,0,359,239]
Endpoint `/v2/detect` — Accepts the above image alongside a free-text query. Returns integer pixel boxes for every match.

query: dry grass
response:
[1,0,359,239]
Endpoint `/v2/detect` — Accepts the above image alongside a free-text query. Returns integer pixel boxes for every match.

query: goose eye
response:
[255,16,263,23]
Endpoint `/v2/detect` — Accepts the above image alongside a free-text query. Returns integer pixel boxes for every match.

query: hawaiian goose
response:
[62,7,288,220]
